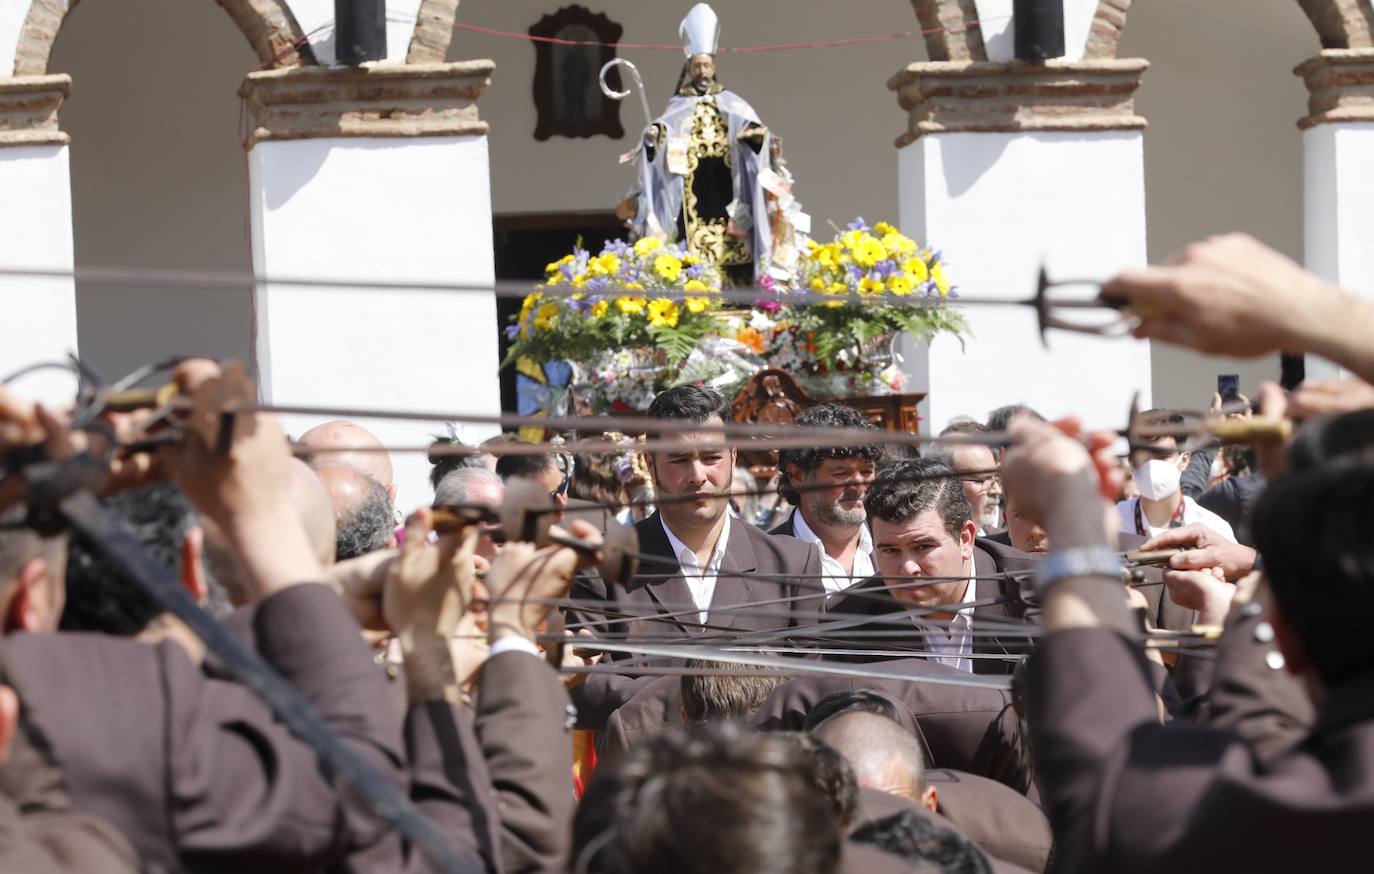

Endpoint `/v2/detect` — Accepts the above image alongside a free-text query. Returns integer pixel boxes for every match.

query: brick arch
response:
[11,0,316,77]
[910,0,988,62]
[407,0,461,64]
[1297,0,1374,49]
[1083,0,1132,59]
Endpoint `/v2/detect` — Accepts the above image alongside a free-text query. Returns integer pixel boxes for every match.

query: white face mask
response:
[1132,459,1182,502]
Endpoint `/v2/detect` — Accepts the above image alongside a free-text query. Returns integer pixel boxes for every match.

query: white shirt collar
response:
[790,509,874,594]
[660,513,731,623]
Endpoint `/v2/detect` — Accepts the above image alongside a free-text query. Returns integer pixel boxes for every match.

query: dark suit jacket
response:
[749,661,1030,793]
[567,511,823,728]
[0,708,138,874]
[925,769,1050,873]
[2,584,405,874]
[822,539,1036,675]
[1024,626,1374,873]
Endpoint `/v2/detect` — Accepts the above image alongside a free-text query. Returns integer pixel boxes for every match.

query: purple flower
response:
[874,260,896,278]
[756,299,782,314]
[847,216,869,231]
[504,324,520,339]
[585,277,611,293]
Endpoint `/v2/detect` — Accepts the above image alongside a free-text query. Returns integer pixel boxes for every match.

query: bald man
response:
[814,711,937,812]
[315,463,396,562]
[297,420,396,504]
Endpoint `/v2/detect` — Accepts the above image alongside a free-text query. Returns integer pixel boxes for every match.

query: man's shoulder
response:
[974,537,1038,570]
[740,520,817,567]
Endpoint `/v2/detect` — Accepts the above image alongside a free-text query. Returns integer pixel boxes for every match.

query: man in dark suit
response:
[770,403,882,596]
[1007,412,1374,873]
[824,459,1036,675]
[568,385,824,729]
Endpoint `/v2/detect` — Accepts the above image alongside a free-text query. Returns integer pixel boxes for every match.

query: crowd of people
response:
[3,233,1374,872]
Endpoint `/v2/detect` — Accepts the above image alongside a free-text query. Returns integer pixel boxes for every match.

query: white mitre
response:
[679,3,720,57]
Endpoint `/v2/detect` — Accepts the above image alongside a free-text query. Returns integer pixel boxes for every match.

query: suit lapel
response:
[634,513,703,637]
[708,520,759,631]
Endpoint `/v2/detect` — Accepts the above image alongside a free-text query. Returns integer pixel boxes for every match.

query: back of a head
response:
[680,659,785,723]
[428,443,488,490]
[1253,412,1374,685]
[647,385,732,427]
[865,458,970,535]
[570,447,629,511]
[315,463,395,562]
[778,732,860,834]
[802,689,904,733]
[775,403,881,504]
[573,723,841,874]
[812,710,927,803]
[434,466,504,508]
[62,483,228,635]
[494,447,557,483]
[296,420,394,490]
[851,811,992,874]
[986,404,1044,433]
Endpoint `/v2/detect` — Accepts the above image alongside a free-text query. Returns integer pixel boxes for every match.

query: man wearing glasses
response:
[932,421,1002,535]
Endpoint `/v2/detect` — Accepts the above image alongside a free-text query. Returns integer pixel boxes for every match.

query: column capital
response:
[887,58,1148,148]
[1295,49,1374,129]
[239,61,494,147]
[0,74,70,147]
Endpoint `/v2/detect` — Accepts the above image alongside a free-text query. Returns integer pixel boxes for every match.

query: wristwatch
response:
[1033,545,1123,596]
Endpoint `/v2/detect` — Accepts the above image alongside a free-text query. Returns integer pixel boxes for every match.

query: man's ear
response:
[182,526,208,604]
[6,557,50,633]
[960,519,978,558]
[385,483,397,504]
[0,684,19,768]
[921,785,938,813]
[1177,451,1192,472]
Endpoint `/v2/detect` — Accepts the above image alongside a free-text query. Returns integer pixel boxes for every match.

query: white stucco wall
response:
[0,145,79,405]
[899,130,1152,433]
[0,0,26,75]
[249,135,501,509]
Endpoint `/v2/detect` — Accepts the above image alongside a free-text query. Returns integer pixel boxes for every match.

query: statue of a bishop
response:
[632,4,789,285]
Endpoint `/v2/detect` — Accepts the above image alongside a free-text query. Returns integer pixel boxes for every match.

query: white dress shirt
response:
[914,565,979,673]
[789,509,874,595]
[661,514,731,625]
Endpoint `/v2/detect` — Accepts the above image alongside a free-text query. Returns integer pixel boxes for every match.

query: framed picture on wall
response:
[530,5,625,140]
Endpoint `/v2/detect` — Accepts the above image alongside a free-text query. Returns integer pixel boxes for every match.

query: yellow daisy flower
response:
[932,262,952,296]
[902,257,930,283]
[684,296,710,314]
[590,300,610,319]
[647,298,680,328]
[633,237,662,257]
[653,254,683,283]
[888,274,915,296]
[616,295,647,315]
[533,302,560,331]
[873,221,896,236]
[857,276,885,296]
[853,237,888,269]
[683,279,710,292]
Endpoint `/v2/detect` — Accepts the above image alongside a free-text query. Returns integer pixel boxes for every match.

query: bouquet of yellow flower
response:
[793,218,967,370]
[504,236,723,372]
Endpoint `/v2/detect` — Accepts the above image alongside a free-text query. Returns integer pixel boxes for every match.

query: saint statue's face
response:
[688,53,716,93]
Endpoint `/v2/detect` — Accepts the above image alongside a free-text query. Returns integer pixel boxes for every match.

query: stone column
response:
[1295,49,1374,380]
[889,57,1153,432]
[0,74,78,405]
[240,61,499,508]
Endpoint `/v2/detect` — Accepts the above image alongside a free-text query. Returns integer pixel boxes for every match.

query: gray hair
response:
[435,466,503,507]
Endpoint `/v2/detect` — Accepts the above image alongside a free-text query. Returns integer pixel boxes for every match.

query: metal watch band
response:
[1033,545,1123,596]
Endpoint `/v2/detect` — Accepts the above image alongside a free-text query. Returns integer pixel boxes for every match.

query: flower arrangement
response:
[504,220,966,413]
[791,218,967,371]
[505,236,723,370]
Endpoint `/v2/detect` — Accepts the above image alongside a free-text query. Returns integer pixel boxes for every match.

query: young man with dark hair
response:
[568,385,822,728]
[772,403,881,594]
[679,659,784,725]
[825,459,1033,674]
[1115,408,1236,542]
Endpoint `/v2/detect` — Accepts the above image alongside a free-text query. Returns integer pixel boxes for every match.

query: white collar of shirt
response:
[1115,496,1238,543]
[660,514,731,624]
[790,509,874,595]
